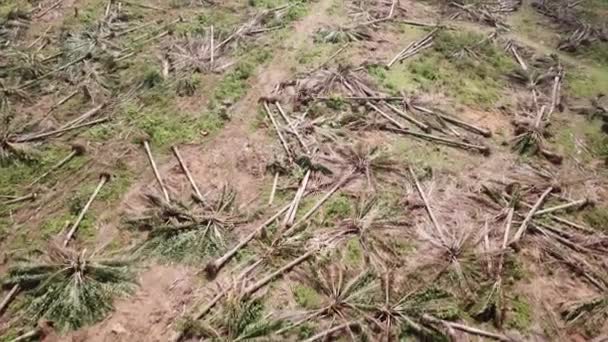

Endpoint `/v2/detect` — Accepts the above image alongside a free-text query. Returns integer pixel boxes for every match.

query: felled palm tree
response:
[0,111,36,165]
[329,196,410,268]
[314,26,371,43]
[278,262,378,339]
[323,142,398,191]
[409,170,489,299]
[130,186,244,263]
[1,244,135,331]
[365,272,459,340]
[179,291,282,341]
[562,294,608,335]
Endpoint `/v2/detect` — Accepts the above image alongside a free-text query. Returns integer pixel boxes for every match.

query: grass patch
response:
[508,5,559,47]
[551,117,607,162]
[0,0,31,19]
[566,65,608,99]
[582,206,608,233]
[506,295,532,331]
[369,31,514,107]
[323,194,352,220]
[392,138,473,172]
[292,284,321,309]
[344,239,363,266]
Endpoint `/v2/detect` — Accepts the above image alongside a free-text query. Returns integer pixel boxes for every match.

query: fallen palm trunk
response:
[422,314,513,341]
[388,127,491,155]
[169,260,264,342]
[409,167,447,244]
[412,105,492,137]
[242,248,317,298]
[283,170,311,227]
[509,186,553,245]
[368,101,409,130]
[315,96,406,101]
[2,193,37,205]
[275,102,309,154]
[263,101,293,160]
[13,117,108,143]
[40,89,79,122]
[204,203,292,278]
[534,198,589,216]
[387,28,438,68]
[142,140,170,202]
[0,284,20,316]
[509,45,528,71]
[268,172,279,205]
[547,72,563,118]
[59,104,105,130]
[9,328,41,342]
[280,169,356,238]
[34,0,62,18]
[499,191,594,234]
[18,54,89,90]
[63,173,110,246]
[171,146,203,200]
[303,320,362,342]
[29,143,86,187]
[382,102,431,133]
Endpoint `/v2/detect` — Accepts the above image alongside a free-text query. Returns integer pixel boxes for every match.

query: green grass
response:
[292,284,321,309]
[552,117,608,162]
[567,64,608,99]
[506,295,532,331]
[343,239,363,266]
[509,5,559,47]
[582,206,608,233]
[0,0,31,19]
[369,31,515,107]
[392,137,474,172]
[0,145,87,198]
[323,194,352,221]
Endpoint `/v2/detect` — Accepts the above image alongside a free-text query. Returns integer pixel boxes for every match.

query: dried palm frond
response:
[288,65,382,103]
[130,186,244,263]
[0,9,30,47]
[561,294,608,333]
[1,244,135,331]
[448,1,512,29]
[323,142,399,190]
[5,49,51,81]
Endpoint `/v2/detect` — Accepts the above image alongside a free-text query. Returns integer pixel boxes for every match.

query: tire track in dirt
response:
[64,1,336,340]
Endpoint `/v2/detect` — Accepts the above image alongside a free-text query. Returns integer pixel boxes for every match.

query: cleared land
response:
[1,0,608,341]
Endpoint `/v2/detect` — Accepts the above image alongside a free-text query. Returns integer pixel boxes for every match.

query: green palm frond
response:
[279,262,378,337]
[314,26,371,43]
[334,195,409,267]
[1,244,136,331]
[370,273,458,340]
[131,187,243,263]
[182,295,283,341]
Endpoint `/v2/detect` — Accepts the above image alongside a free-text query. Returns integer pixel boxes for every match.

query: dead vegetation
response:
[1,0,608,341]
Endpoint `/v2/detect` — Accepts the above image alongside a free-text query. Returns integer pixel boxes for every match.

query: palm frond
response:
[561,294,608,333]
[131,187,243,263]
[1,244,136,331]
